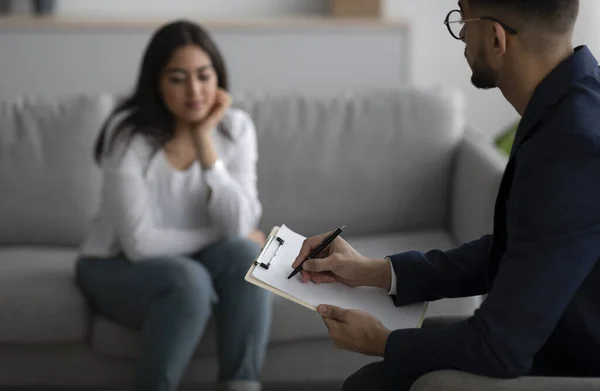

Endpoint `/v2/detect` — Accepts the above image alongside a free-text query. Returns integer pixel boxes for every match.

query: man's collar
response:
[510,46,598,158]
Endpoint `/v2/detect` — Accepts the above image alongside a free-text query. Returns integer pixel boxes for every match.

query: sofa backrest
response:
[0,88,464,247]
[236,88,465,236]
[0,95,114,247]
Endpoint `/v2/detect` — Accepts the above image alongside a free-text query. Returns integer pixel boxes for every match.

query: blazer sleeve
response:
[387,234,493,305]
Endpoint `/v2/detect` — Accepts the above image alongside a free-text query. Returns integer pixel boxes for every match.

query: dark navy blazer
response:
[386,46,600,386]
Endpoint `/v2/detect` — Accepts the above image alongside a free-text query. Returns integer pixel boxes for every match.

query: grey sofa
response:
[2,88,589,390]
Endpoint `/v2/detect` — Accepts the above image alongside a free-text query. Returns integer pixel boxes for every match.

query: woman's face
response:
[160,44,218,125]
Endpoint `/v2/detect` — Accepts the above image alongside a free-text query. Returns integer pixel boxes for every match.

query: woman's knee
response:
[221,237,262,275]
[229,237,262,256]
[157,258,215,305]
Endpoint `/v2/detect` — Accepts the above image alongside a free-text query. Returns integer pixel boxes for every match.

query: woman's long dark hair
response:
[94,20,229,163]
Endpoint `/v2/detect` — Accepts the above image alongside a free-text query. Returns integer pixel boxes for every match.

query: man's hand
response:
[318,304,391,357]
[291,232,391,290]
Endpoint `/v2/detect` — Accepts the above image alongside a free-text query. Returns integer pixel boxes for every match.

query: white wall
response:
[573,0,600,55]
[0,26,407,99]
[54,0,328,19]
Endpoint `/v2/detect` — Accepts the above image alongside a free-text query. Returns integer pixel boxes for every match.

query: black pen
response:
[287,225,345,279]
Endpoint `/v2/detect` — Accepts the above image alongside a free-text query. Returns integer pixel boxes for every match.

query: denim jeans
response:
[76,237,272,391]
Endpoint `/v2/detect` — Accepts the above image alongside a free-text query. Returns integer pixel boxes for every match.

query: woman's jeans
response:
[76,237,272,391]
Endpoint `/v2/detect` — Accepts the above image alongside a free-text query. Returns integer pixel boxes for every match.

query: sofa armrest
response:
[450,127,508,244]
[411,370,600,391]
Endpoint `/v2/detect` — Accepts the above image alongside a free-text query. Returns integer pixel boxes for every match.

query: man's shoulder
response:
[555,73,600,139]
[535,77,600,155]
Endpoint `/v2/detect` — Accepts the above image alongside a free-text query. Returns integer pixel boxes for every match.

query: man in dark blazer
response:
[291,0,600,389]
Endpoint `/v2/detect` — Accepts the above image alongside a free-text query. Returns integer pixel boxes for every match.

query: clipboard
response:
[245,225,428,330]
[245,226,317,312]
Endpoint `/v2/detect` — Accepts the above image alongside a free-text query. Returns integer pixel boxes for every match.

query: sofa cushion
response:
[91,294,327,359]
[89,230,458,358]
[0,95,114,246]
[0,247,88,344]
[234,88,465,237]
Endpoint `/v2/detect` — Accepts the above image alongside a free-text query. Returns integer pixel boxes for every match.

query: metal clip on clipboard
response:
[253,235,285,270]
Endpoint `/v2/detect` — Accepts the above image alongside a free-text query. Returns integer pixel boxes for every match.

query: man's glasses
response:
[444,9,519,40]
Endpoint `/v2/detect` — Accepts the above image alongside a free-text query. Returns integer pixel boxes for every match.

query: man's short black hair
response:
[469,0,579,34]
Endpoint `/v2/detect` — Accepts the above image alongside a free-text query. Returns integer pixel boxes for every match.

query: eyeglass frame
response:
[444,9,519,40]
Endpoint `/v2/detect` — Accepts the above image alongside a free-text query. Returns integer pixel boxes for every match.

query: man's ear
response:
[493,22,508,55]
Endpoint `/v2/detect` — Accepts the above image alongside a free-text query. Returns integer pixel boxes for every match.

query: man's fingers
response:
[311,273,337,284]
[300,271,311,283]
[322,316,342,334]
[302,255,338,273]
[322,318,349,351]
[301,271,337,284]
[317,304,348,322]
[292,232,333,268]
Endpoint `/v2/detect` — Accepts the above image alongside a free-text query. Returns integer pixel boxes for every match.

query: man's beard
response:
[469,48,498,89]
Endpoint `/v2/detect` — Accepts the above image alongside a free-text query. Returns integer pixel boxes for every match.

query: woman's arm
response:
[104,143,220,262]
[200,111,262,238]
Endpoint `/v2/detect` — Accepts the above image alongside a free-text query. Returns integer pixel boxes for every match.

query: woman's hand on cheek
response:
[191,88,232,139]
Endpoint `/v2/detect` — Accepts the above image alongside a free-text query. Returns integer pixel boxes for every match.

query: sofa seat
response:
[0,247,88,344]
[0,229,475,359]
[90,294,328,358]
[90,230,463,358]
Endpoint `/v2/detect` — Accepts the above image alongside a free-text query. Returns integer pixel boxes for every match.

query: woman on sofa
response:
[76,20,271,391]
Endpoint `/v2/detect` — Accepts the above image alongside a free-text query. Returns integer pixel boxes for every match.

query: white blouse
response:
[80,108,262,262]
